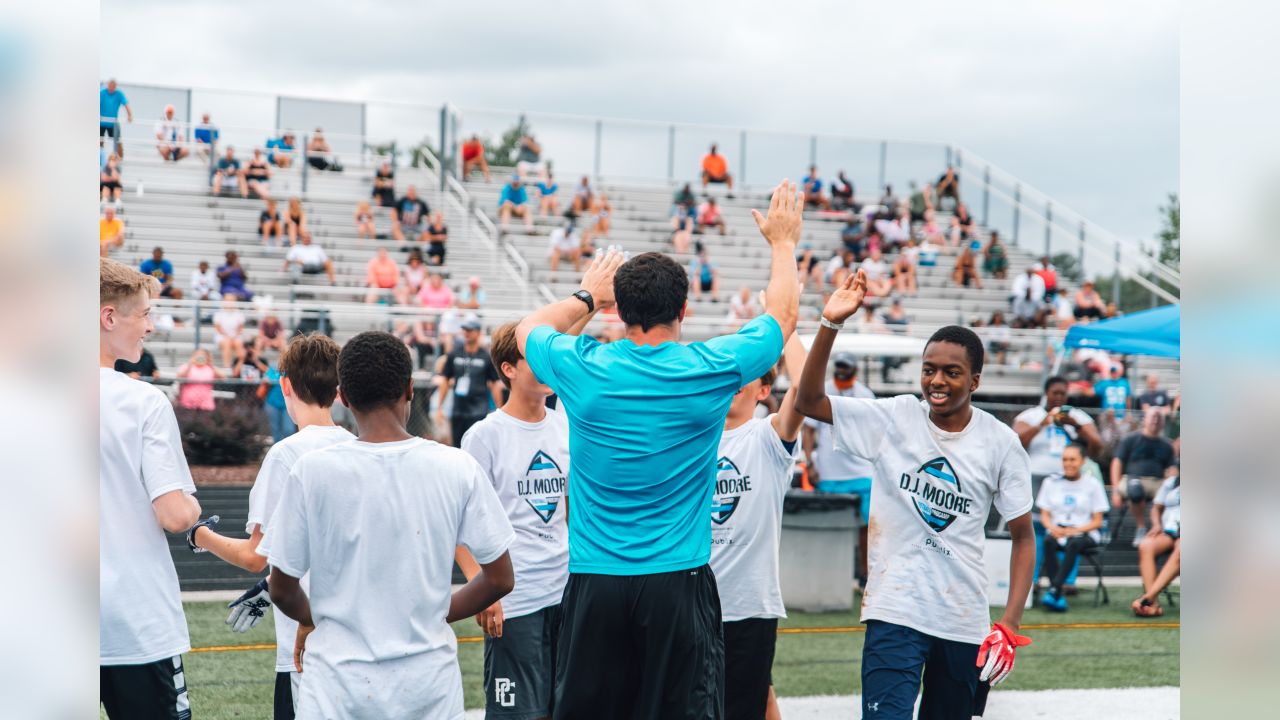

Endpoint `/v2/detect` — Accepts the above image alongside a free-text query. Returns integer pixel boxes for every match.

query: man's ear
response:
[405,378,415,403]
[678,300,688,323]
[970,372,981,393]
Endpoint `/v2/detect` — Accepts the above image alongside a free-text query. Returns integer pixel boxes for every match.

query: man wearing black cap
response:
[802,351,876,585]
[436,316,503,446]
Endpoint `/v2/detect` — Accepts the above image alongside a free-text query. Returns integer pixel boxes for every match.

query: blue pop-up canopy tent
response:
[1064,304,1180,359]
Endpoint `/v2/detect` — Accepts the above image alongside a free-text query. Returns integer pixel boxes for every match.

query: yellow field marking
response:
[189,622,1178,654]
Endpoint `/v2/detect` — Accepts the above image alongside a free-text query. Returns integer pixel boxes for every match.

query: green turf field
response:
[113,593,1178,718]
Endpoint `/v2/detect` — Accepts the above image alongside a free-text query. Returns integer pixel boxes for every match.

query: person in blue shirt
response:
[1093,365,1132,419]
[688,241,720,302]
[99,79,132,156]
[139,246,183,299]
[515,180,802,720]
[537,171,560,217]
[193,112,219,160]
[803,164,832,210]
[498,175,533,231]
[266,131,296,168]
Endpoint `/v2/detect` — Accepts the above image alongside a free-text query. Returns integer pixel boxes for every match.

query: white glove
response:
[226,579,271,633]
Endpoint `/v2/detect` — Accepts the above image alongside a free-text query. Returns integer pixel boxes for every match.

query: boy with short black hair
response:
[795,270,1036,720]
[457,321,571,720]
[265,331,515,718]
[186,332,353,720]
[100,257,204,720]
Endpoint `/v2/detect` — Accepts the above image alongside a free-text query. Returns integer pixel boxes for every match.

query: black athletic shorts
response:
[484,603,563,718]
[723,617,778,720]
[274,671,296,720]
[100,656,191,720]
[553,565,724,720]
[427,241,447,264]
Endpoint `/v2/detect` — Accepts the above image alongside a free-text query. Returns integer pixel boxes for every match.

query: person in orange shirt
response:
[99,205,125,257]
[364,247,401,304]
[461,135,491,183]
[701,143,735,198]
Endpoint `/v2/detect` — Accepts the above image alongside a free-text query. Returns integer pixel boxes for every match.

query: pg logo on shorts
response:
[711,456,751,525]
[898,456,974,532]
[494,677,516,707]
[519,450,566,523]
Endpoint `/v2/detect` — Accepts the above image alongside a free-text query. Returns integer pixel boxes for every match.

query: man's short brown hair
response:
[279,333,341,407]
[489,322,522,389]
[100,257,157,307]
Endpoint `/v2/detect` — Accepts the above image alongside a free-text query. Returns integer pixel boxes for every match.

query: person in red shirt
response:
[461,135,491,183]
[1034,256,1059,301]
[701,143,735,198]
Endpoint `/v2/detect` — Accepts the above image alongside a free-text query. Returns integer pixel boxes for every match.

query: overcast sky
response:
[101,0,1177,246]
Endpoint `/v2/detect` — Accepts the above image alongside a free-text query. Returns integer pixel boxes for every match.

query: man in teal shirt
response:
[1094,366,1132,419]
[99,79,132,156]
[517,181,803,720]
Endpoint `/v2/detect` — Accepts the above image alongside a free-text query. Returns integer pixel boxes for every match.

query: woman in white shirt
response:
[1035,444,1108,612]
[1133,475,1181,617]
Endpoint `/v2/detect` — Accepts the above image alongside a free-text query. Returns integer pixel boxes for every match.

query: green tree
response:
[1156,192,1179,270]
[484,116,531,168]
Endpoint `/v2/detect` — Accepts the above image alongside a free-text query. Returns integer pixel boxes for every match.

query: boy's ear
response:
[280,376,293,398]
[335,385,347,408]
[970,372,981,393]
[404,378,415,402]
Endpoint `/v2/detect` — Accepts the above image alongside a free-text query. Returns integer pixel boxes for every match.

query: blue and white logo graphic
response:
[711,456,751,525]
[519,450,567,524]
[898,456,974,533]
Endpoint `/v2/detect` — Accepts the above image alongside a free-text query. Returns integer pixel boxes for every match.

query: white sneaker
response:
[1131,527,1147,547]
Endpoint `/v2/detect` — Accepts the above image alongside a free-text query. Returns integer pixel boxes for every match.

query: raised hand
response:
[751,180,803,248]
[822,269,868,325]
[580,245,626,310]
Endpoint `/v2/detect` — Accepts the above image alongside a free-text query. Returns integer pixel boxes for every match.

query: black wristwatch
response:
[572,290,595,313]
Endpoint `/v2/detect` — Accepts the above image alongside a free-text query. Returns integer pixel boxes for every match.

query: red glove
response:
[976,622,1032,686]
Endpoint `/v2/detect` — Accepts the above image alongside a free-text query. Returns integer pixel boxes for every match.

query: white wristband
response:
[820,316,844,331]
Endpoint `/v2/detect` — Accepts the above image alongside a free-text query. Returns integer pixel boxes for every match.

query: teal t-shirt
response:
[1094,378,1131,418]
[524,314,783,575]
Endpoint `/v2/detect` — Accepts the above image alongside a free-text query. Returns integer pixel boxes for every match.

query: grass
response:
[114,593,1178,719]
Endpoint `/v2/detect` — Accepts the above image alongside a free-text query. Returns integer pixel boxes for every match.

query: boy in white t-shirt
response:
[709,332,807,720]
[186,333,353,719]
[264,331,515,718]
[456,321,571,720]
[1034,443,1108,612]
[795,269,1036,720]
[99,258,204,719]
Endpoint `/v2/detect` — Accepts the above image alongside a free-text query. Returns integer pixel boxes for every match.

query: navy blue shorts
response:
[861,620,983,720]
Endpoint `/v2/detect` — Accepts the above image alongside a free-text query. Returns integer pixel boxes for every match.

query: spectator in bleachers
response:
[154,104,188,162]
[213,297,246,369]
[585,193,612,243]
[855,303,886,334]
[99,206,125,257]
[571,176,594,215]
[399,317,438,371]
[1094,364,1133,420]
[461,135,491,183]
[688,242,721,302]
[952,244,982,289]
[212,146,248,199]
[1133,475,1180,617]
[1015,376,1103,480]
[908,182,934,223]
[1012,286,1049,329]
[802,166,832,210]
[372,160,396,207]
[892,239,918,296]
[284,197,308,246]
[1011,265,1047,305]
[217,250,253,301]
[1137,374,1173,415]
[398,248,429,305]
[364,246,400,304]
[860,247,893,298]
[1035,443,1108,612]
[983,230,1008,279]
[672,183,697,217]
[916,235,940,268]
[284,231,336,284]
[1073,280,1105,321]
[537,172,560,217]
[114,347,160,381]
[826,247,857,289]
[1110,411,1177,544]
[176,348,222,411]
[232,345,267,383]
[950,202,977,247]
[140,247,183,299]
[878,184,899,216]
[831,170,856,212]
[548,217,583,273]
[697,197,727,236]
[456,276,487,311]
[985,311,1012,365]
[244,148,272,199]
[880,299,912,381]
[258,199,283,245]
[515,132,544,181]
[936,165,960,209]
[876,208,911,252]
[727,286,761,326]
[266,130,296,168]
[307,128,342,172]
[498,176,534,231]
[796,242,824,291]
[1034,255,1059,301]
[391,186,430,244]
[426,212,449,266]
[671,208,695,255]
[99,79,132,156]
[253,314,287,355]
[100,153,123,203]
[840,216,864,257]
[700,143,734,198]
[354,200,376,240]
[190,260,221,301]
[193,112,218,159]
[417,269,455,310]
[920,208,945,245]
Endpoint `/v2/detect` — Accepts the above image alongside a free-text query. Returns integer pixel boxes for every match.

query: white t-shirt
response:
[830,394,1032,644]
[1011,272,1046,302]
[1035,473,1109,543]
[155,118,183,143]
[287,244,328,267]
[860,258,889,281]
[213,309,244,339]
[804,380,875,482]
[548,227,578,252]
[191,269,220,298]
[265,438,514,719]
[1013,405,1096,477]
[825,255,848,280]
[1154,476,1181,535]
[460,407,570,619]
[100,368,197,664]
[247,424,355,672]
[709,416,797,621]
